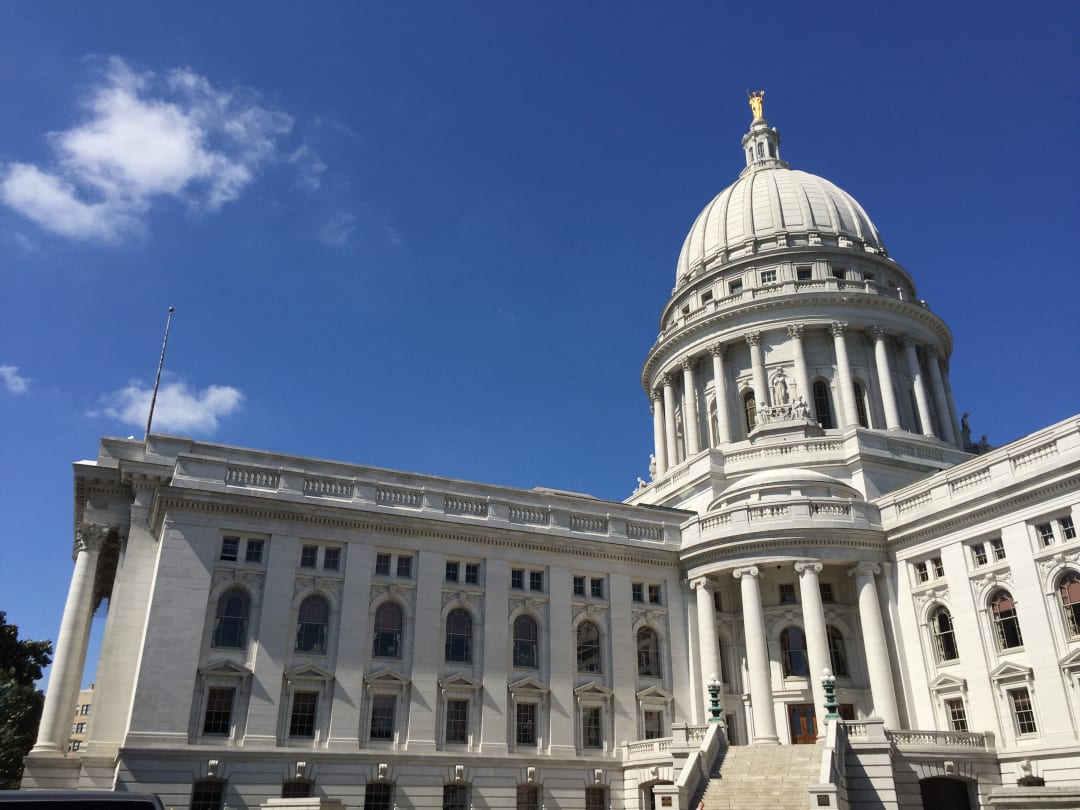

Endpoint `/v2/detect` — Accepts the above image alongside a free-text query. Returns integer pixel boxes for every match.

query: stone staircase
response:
[698,741,826,809]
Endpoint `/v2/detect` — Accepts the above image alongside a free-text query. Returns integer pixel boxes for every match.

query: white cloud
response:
[0,57,293,242]
[90,379,243,434]
[0,366,30,394]
[318,211,357,246]
[289,145,328,191]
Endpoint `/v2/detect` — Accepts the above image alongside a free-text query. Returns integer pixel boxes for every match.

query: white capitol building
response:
[21,97,1080,810]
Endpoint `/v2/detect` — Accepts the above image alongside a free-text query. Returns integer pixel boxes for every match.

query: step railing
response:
[808,719,848,809]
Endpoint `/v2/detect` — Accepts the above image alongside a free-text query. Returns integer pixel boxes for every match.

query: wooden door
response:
[787,703,818,744]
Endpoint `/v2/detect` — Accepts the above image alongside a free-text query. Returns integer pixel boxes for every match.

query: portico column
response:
[681,358,701,457]
[787,324,814,420]
[651,391,667,477]
[871,327,903,430]
[942,360,964,449]
[925,347,956,444]
[690,578,721,700]
[746,332,769,407]
[32,525,107,754]
[831,322,860,428]
[903,336,936,438]
[849,562,899,728]
[733,566,778,743]
[709,344,732,445]
[794,561,830,722]
[662,375,679,465]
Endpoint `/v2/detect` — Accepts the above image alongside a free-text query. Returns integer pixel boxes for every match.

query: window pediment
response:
[508,676,549,696]
[439,673,482,692]
[574,680,613,698]
[198,659,252,678]
[1059,648,1080,671]
[364,667,410,687]
[636,685,672,701]
[284,663,334,683]
[928,673,966,693]
[989,661,1032,683]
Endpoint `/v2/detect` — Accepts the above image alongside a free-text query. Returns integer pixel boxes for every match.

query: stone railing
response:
[1010,440,1058,470]
[444,495,487,517]
[509,506,549,525]
[625,737,672,760]
[225,466,280,488]
[627,522,663,541]
[808,718,846,810]
[376,487,423,508]
[887,729,994,750]
[692,497,871,540]
[725,439,844,467]
[303,477,353,498]
[570,515,608,534]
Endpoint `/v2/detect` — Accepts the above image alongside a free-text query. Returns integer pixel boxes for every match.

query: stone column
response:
[795,561,830,722]
[849,562,899,728]
[651,391,667,477]
[924,348,956,444]
[830,322,860,428]
[733,566,778,743]
[663,375,679,465]
[903,336,936,438]
[871,327,903,430]
[690,578,721,697]
[32,525,106,754]
[681,358,701,457]
[746,332,769,407]
[942,361,964,450]
[710,344,732,445]
[787,324,814,420]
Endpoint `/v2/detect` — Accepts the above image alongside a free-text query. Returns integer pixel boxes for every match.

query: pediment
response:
[198,659,252,677]
[928,673,966,692]
[508,676,549,695]
[438,672,483,691]
[636,685,673,701]
[284,663,334,682]
[1059,648,1080,670]
[574,680,613,698]
[364,667,410,686]
[989,661,1032,682]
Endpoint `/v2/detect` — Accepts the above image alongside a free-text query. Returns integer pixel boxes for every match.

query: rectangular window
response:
[932,557,945,578]
[529,571,544,592]
[819,583,835,603]
[445,699,469,744]
[632,583,644,603]
[914,561,929,583]
[945,698,968,732]
[69,741,80,751]
[74,722,86,733]
[289,691,318,738]
[220,537,240,562]
[369,695,396,741]
[300,545,318,568]
[1009,688,1038,735]
[582,706,602,748]
[190,780,223,810]
[364,783,393,810]
[81,704,90,715]
[245,539,264,563]
[796,266,812,281]
[728,280,743,295]
[375,553,392,576]
[990,537,1006,561]
[585,787,608,810]
[863,271,875,283]
[778,583,797,604]
[397,555,412,578]
[465,563,480,584]
[442,785,468,810]
[573,576,586,596]
[701,290,714,306]
[516,785,540,810]
[512,569,525,590]
[445,561,460,583]
[1038,523,1055,547]
[590,578,605,599]
[323,547,341,571]
[643,710,663,739]
[203,687,234,735]
[761,269,777,285]
[1063,517,1077,541]
[832,267,846,280]
[516,702,537,745]
[648,584,662,605]
[971,543,988,566]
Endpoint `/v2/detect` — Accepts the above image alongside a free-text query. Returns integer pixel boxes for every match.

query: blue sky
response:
[2,1,1077,689]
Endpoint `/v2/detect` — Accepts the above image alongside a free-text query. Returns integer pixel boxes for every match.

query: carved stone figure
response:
[648,454,657,479]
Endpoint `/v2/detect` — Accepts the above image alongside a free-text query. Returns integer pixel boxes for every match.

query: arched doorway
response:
[641,779,674,810]
[919,777,972,810]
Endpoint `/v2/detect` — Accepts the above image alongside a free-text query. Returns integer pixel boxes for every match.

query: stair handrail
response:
[808,719,849,809]
[673,722,724,809]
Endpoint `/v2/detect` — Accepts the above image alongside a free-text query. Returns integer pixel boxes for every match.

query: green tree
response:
[0,612,52,789]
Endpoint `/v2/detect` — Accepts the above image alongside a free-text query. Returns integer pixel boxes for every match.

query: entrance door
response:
[788,703,818,744]
[919,777,972,809]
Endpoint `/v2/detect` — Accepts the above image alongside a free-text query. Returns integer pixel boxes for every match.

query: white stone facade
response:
[22,109,1080,810]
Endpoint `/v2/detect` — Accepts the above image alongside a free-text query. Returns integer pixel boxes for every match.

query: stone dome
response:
[675,122,887,283]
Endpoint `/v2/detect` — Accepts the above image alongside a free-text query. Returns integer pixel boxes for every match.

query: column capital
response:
[709,342,727,358]
[75,523,111,555]
[901,334,917,348]
[661,374,675,388]
[681,356,696,372]
[924,345,940,359]
[849,561,881,579]
[732,565,760,580]
[786,323,804,340]
[870,325,888,341]
[651,389,663,404]
[794,560,824,575]
[830,321,848,337]
[745,331,761,347]
[688,576,713,592]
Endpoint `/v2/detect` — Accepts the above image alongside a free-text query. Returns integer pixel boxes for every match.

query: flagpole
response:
[145,307,175,442]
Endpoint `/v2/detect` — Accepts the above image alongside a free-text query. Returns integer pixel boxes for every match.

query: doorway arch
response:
[919,776,973,810]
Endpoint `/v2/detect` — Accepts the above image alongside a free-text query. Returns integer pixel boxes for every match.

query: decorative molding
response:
[830,321,848,338]
[294,574,343,602]
[732,565,760,579]
[442,589,484,610]
[744,331,761,347]
[573,603,609,623]
[509,595,547,615]
[786,323,804,340]
[794,560,823,575]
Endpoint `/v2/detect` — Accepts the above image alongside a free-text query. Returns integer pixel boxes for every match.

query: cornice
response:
[680,534,888,571]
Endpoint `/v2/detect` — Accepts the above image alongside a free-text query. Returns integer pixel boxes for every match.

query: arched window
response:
[827,626,849,677]
[212,588,250,648]
[445,608,473,663]
[780,626,809,677]
[813,380,835,429]
[1059,572,1080,637]
[930,607,959,662]
[990,589,1023,649]
[636,627,661,677]
[743,391,757,433]
[372,602,403,659]
[296,595,329,653]
[853,381,870,428]
[577,621,602,673]
[513,615,539,668]
[756,142,765,158]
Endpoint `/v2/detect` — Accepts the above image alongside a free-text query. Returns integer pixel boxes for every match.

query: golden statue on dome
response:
[747,89,765,121]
